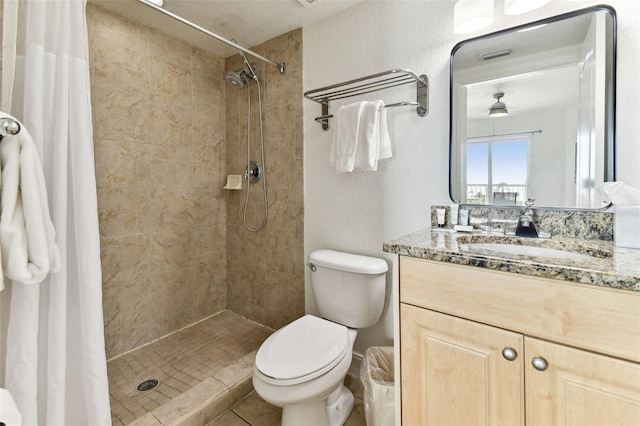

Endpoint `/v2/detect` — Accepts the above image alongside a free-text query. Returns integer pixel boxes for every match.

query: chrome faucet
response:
[515,198,539,238]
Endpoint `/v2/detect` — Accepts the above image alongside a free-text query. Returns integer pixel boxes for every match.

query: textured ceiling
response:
[90,0,367,58]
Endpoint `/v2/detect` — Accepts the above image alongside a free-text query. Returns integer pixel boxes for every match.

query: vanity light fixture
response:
[504,0,550,16]
[489,92,508,117]
[454,0,494,34]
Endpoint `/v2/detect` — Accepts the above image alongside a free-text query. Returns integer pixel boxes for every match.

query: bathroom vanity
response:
[384,229,640,425]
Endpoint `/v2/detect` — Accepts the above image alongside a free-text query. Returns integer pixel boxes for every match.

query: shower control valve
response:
[244,160,262,184]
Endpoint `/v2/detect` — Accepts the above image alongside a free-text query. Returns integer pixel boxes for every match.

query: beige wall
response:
[225,30,305,330]
[87,4,228,358]
[0,3,303,361]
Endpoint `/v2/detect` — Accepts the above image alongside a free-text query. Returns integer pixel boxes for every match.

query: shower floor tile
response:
[107,310,273,426]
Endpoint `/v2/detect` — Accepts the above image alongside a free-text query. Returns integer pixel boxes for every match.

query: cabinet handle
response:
[501,347,518,361]
[531,356,548,371]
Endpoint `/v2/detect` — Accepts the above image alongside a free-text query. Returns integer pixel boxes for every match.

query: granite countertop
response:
[383,228,640,292]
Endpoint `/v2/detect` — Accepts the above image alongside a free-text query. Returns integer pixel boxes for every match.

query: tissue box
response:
[615,206,640,249]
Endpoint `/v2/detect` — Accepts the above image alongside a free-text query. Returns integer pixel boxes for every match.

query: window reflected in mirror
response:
[450,6,616,210]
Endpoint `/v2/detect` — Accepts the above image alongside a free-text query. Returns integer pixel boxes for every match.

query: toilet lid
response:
[255,315,349,381]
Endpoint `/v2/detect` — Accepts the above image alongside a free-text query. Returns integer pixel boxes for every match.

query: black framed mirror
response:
[449,5,616,210]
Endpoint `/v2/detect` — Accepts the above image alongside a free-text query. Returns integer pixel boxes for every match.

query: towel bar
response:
[304,69,428,130]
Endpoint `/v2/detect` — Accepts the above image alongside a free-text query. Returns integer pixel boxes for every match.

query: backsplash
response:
[430,205,614,241]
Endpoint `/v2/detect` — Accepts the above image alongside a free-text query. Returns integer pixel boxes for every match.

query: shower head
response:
[225,69,247,88]
[224,63,257,88]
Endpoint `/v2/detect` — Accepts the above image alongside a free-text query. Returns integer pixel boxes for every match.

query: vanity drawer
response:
[400,256,640,363]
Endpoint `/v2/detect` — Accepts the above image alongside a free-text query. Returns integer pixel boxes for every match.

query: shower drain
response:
[136,378,159,392]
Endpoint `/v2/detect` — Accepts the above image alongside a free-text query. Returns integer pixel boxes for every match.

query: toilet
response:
[253,249,388,426]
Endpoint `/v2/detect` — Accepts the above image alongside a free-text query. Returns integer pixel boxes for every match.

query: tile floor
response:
[107,310,273,425]
[107,309,367,426]
[208,390,367,426]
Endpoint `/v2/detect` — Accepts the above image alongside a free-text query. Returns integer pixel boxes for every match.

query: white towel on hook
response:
[0,112,60,285]
[329,101,366,173]
[354,100,392,171]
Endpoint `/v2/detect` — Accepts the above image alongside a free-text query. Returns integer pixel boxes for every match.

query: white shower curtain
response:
[2,0,111,424]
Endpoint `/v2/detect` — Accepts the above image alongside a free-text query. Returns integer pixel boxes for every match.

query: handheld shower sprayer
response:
[231,38,258,81]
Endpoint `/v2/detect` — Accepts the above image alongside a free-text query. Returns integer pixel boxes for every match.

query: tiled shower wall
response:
[225,30,305,330]
[87,4,228,358]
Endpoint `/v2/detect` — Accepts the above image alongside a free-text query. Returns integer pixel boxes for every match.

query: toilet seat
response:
[255,315,350,385]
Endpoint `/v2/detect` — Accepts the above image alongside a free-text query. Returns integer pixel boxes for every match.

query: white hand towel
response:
[329,102,365,173]
[354,100,392,171]
[0,113,60,285]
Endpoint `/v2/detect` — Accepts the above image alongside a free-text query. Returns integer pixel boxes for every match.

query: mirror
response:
[449,6,616,210]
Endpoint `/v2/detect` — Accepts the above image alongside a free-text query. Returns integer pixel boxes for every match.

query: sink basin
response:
[464,243,597,261]
[455,234,611,262]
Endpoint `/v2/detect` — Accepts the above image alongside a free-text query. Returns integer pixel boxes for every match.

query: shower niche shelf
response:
[304,69,428,130]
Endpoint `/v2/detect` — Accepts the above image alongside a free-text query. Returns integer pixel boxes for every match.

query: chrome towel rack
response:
[304,69,428,130]
[0,117,21,141]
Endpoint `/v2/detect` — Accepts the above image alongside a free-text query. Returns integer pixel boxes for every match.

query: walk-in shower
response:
[226,41,269,232]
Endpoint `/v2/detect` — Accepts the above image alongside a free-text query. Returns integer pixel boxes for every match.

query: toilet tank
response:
[309,249,388,328]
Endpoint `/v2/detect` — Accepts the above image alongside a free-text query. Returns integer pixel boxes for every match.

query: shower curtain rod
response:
[137,0,285,74]
[467,129,542,140]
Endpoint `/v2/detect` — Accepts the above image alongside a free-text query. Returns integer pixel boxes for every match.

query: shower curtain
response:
[1,0,111,424]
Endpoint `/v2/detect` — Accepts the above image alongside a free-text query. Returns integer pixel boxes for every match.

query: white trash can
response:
[360,346,394,426]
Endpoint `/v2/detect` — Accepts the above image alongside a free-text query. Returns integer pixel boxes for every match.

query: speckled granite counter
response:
[383,228,640,292]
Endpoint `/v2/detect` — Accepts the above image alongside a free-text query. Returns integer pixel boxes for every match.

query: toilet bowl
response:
[253,249,388,426]
[253,315,357,426]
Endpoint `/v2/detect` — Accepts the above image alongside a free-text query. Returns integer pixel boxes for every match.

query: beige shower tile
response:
[150,230,194,272]
[192,47,225,75]
[92,4,149,53]
[232,392,282,426]
[192,188,226,227]
[150,57,192,110]
[148,188,195,232]
[101,234,150,287]
[265,230,296,275]
[193,261,227,309]
[293,104,304,162]
[193,103,225,143]
[94,138,153,189]
[264,189,296,233]
[151,377,229,426]
[239,263,266,308]
[97,187,150,238]
[206,411,250,426]
[149,101,193,147]
[225,113,243,156]
[264,103,295,150]
[92,36,150,96]
[127,412,162,426]
[149,28,191,66]
[265,147,296,191]
[239,227,268,268]
[226,225,241,259]
[225,193,242,228]
[193,137,225,189]
[264,271,303,329]
[192,224,225,263]
[92,87,150,143]
[193,70,224,104]
[212,357,253,389]
[149,144,194,189]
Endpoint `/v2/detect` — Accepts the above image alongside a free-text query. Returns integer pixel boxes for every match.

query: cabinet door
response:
[400,304,524,425]
[526,337,640,425]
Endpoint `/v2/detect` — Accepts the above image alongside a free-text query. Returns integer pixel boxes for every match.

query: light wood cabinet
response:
[399,256,640,425]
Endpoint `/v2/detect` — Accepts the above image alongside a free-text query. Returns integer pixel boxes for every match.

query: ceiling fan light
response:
[489,92,508,117]
[504,0,550,16]
[454,0,494,34]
